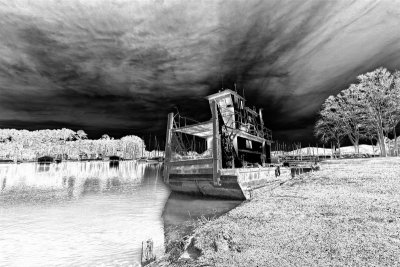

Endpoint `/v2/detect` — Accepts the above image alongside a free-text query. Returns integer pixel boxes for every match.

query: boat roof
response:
[205,89,245,102]
[173,120,213,138]
[173,120,270,143]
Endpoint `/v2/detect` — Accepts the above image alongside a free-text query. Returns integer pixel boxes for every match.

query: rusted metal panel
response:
[211,100,221,186]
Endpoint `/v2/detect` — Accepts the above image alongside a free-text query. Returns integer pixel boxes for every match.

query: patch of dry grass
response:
[165,158,400,266]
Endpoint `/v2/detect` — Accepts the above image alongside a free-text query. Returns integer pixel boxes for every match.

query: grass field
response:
[156,158,400,267]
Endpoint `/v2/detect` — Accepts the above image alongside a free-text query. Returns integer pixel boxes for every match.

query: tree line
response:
[315,67,400,156]
[0,128,147,161]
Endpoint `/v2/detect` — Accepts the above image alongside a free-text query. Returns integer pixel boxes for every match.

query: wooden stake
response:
[141,239,156,266]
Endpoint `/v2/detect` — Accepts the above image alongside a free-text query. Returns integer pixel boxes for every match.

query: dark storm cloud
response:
[1,0,400,142]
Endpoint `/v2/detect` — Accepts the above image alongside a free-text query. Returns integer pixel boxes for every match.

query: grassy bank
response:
[154,158,400,266]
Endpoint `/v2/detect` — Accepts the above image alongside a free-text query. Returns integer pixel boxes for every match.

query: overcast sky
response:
[1,0,400,144]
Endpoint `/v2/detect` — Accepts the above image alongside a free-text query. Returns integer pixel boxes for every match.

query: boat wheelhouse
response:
[163,89,291,200]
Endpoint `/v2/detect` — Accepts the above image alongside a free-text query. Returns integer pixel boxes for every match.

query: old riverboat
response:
[163,89,292,200]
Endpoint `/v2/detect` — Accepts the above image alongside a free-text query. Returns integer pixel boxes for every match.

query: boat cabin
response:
[38,156,54,164]
[109,155,121,161]
[163,89,273,186]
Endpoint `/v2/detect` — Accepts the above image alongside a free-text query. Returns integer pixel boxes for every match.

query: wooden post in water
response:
[141,239,156,266]
[211,100,221,186]
[163,112,174,184]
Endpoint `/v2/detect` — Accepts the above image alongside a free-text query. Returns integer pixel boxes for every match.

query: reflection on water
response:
[38,163,50,172]
[162,192,242,233]
[0,161,242,267]
[109,160,119,169]
[1,177,6,191]
[0,161,155,201]
[0,161,170,267]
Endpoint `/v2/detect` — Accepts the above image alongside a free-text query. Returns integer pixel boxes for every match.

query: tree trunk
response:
[347,133,359,156]
[376,115,386,157]
[378,131,386,157]
[394,128,397,156]
[356,139,359,155]
[370,138,375,156]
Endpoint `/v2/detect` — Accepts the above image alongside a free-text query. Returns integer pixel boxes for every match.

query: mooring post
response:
[211,100,221,186]
[141,239,155,266]
[163,112,174,184]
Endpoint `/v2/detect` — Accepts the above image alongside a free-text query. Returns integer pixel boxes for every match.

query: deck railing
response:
[172,110,273,142]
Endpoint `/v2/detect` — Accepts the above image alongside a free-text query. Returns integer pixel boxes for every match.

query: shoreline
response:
[152,157,400,266]
[0,158,144,164]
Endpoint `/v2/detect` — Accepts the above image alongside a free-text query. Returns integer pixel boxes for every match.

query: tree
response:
[316,67,400,157]
[76,130,88,140]
[121,135,144,159]
[384,70,400,155]
[314,117,345,158]
[101,134,111,140]
[315,96,347,157]
[357,67,395,156]
[336,84,369,154]
[318,88,368,155]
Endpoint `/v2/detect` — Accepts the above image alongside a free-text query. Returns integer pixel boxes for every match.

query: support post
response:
[261,141,266,166]
[163,112,174,183]
[211,100,221,186]
[259,108,267,166]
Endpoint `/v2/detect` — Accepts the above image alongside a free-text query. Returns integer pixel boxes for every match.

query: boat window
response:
[246,140,252,149]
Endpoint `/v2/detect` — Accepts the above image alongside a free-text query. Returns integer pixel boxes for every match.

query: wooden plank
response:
[172,120,213,137]
[234,130,266,143]
[169,158,213,166]
[169,168,213,175]
[238,149,262,155]
[169,173,213,180]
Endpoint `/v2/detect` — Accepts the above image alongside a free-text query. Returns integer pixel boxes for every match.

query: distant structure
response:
[37,156,54,164]
[109,155,121,168]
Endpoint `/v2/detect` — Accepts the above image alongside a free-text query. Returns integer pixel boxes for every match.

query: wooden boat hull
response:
[162,91,321,200]
[167,167,291,200]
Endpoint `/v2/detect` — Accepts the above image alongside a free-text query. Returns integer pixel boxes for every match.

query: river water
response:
[0,161,241,267]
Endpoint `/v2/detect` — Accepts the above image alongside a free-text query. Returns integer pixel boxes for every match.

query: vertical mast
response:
[155,136,158,157]
[163,113,174,183]
[149,133,151,157]
[259,108,266,165]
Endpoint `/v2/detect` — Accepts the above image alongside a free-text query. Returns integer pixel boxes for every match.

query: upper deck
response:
[173,89,272,143]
